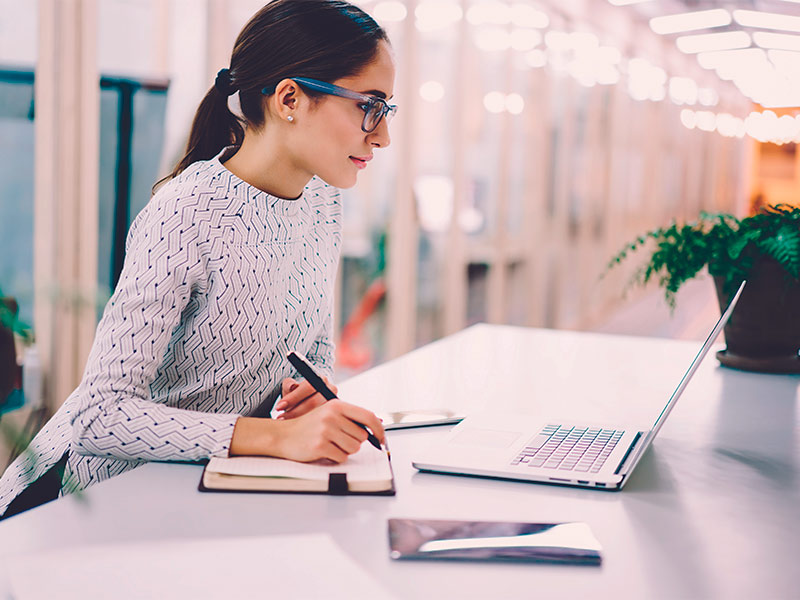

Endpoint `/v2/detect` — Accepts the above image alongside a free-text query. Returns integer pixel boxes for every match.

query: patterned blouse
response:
[0,149,342,515]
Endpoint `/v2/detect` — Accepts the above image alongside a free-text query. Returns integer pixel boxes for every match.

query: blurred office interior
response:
[0,0,798,433]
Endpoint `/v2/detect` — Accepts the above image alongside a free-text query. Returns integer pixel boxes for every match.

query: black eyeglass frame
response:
[261,77,397,133]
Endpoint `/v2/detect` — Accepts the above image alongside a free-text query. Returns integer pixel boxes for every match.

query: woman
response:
[0,0,394,518]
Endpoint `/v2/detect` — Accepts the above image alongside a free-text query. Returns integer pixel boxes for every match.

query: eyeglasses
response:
[262,77,397,133]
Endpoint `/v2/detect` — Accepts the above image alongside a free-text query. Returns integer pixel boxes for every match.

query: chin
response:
[318,171,358,190]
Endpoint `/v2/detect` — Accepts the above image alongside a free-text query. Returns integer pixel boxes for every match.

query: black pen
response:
[286,351,382,450]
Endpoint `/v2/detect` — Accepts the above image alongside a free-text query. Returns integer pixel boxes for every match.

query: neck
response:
[222,125,310,199]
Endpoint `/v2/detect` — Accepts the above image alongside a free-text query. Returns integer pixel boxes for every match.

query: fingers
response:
[277,395,326,420]
[332,411,369,448]
[275,376,340,420]
[292,406,363,462]
[269,400,385,463]
[324,376,339,397]
[274,379,326,418]
[335,401,386,444]
[281,378,300,397]
[317,441,350,464]
[314,402,367,456]
[315,400,385,446]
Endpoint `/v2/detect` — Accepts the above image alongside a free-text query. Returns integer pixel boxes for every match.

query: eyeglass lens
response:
[363,101,392,133]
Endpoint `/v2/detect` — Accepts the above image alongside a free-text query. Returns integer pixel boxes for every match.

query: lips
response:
[349,155,372,170]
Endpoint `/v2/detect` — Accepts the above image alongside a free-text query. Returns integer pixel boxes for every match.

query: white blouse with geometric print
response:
[0,149,341,515]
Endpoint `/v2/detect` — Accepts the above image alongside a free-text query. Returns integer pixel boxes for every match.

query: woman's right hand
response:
[273,376,339,420]
[229,400,385,463]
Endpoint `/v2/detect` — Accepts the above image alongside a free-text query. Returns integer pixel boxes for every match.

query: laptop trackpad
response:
[451,428,521,448]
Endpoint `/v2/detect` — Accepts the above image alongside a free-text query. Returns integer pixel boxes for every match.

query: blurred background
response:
[0,0,798,427]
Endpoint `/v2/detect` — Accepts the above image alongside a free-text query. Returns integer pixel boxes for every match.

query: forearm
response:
[229,416,281,457]
[229,401,385,464]
[70,191,221,462]
[72,398,239,462]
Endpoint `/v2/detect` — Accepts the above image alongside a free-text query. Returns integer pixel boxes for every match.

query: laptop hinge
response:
[615,431,643,475]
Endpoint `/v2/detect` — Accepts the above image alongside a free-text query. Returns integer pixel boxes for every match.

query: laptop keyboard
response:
[510,424,624,473]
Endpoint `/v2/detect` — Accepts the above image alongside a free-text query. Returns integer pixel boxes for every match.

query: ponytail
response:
[168,76,244,180]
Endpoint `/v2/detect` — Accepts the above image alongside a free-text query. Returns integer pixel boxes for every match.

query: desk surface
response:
[1,324,798,599]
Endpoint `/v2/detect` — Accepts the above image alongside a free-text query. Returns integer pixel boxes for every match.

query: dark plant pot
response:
[1,297,21,407]
[713,258,800,374]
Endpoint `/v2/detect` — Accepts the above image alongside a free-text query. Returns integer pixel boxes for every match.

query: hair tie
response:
[214,68,236,96]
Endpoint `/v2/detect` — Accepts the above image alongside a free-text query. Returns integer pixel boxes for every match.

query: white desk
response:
[1,325,798,599]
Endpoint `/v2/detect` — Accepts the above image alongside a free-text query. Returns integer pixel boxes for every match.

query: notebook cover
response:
[197,442,396,497]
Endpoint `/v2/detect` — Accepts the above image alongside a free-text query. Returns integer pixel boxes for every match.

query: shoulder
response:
[151,159,230,214]
[136,159,234,230]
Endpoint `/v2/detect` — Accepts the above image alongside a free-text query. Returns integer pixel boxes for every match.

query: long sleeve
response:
[0,157,342,508]
[70,192,238,462]
[304,303,336,379]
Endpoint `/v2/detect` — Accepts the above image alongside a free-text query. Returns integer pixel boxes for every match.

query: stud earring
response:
[287,116,294,122]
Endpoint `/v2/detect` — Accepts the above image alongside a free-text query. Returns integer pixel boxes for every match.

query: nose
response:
[367,116,391,149]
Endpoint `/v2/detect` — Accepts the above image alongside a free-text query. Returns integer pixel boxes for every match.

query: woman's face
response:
[290,40,396,189]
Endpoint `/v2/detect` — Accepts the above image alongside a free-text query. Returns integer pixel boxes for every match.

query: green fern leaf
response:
[758,225,800,278]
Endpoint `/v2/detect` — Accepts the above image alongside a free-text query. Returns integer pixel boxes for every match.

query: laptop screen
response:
[646,280,746,438]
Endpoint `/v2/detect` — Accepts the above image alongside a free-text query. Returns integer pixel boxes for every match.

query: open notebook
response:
[199,442,395,495]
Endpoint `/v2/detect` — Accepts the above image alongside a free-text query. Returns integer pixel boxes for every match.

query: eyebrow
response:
[362,89,394,101]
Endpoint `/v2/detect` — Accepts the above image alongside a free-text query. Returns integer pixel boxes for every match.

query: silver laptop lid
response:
[647,280,746,438]
[616,281,745,479]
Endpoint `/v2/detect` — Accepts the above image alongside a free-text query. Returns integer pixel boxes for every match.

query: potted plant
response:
[607,204,800,374]
[0,293,28,412]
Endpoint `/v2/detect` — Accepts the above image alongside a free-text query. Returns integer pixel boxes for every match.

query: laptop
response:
[412,281,746,491]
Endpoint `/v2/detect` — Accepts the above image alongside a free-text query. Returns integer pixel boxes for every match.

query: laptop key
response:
[526,433,553,450]
[512,424,624,471]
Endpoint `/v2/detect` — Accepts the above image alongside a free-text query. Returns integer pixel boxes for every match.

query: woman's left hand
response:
[273,377,339,420]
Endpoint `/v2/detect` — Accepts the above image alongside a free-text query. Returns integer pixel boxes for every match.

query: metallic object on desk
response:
[388,518,602,564]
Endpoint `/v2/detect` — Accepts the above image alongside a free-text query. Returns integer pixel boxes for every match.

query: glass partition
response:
[97,79,168,299]
[0,70,35,326]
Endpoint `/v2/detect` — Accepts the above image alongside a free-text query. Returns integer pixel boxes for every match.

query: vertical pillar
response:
[442,0,468,336]
[486,34,513,324]
[153,0,170,79]
[548,77,576,328]
[205,0,231,83]
[385,0,419,359]
[576,84,605,327]
[523,67,550,328]
[35,0,99,410]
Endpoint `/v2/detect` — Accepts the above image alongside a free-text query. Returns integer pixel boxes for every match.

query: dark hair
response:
[167,0,388,181]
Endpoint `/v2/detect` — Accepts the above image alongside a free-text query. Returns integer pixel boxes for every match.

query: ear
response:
[271,78,302,121]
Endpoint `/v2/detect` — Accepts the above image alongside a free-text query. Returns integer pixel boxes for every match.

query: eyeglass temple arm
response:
[279,77,375,104]
[261,78,394,112]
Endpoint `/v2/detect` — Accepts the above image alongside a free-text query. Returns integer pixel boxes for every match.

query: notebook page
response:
[207,443,390,483]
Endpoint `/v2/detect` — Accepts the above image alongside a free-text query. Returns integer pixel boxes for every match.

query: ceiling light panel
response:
[768,49,800,73]
[650,9,731,35]
[754,31,800,51]
[608,0,653,6]
[733,10,800,34]
[696,48,768,70]
[676,31,751,53]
